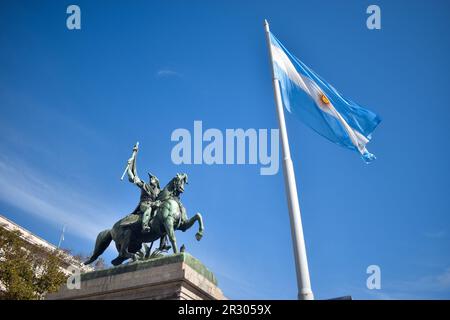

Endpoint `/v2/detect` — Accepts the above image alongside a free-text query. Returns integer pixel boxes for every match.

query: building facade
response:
[0,214,93,275]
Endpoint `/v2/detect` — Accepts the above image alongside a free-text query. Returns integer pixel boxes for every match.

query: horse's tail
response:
[84,229,112,265]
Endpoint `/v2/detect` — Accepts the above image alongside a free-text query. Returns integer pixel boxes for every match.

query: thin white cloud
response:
[156,69,182,78]
[0,155,117,241]
[366,267,450,299]
[213,269,274,299]
[436,268,450,288]
[392,268,450,293]
[423,230,446,239]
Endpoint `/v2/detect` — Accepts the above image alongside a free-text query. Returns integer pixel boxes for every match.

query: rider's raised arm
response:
[127,150,144,188]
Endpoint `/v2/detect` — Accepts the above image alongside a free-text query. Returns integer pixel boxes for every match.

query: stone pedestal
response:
[47,253,226,300]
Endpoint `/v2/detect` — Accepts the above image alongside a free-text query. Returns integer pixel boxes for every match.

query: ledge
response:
[81,252,218,286]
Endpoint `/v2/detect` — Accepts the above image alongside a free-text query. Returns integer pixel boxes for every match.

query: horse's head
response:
[164,173,188,197]
[173,173,188,195]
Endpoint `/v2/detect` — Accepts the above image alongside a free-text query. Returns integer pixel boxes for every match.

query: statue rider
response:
[126,144,160,233]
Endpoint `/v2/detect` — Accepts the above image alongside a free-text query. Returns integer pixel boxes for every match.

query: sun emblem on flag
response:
[320,93,330,105]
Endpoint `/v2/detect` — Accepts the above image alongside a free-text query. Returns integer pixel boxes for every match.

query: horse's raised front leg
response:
[163,217,178,254]
[179,212,204,241]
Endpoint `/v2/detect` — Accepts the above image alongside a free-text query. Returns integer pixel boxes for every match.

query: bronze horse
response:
[84,174,204,266]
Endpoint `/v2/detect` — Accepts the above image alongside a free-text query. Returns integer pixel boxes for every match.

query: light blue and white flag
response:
[269,32,381,163]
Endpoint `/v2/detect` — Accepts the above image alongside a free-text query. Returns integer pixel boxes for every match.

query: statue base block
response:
[47,253,226,300]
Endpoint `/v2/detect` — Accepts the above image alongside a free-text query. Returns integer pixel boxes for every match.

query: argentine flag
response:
[269,32,381,163]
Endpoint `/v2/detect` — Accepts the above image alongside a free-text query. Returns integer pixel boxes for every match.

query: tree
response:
[0,227,67,300]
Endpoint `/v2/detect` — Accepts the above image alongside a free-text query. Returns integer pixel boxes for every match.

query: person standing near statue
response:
[126,144,161,233]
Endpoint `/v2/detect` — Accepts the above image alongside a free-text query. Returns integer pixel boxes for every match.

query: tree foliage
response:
[0,227,67,300]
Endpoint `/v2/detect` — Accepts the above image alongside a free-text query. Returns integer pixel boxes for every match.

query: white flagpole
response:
[264,19,314,300]
[58,225,66,249]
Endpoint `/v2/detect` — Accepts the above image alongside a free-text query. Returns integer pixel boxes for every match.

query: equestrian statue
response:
[84,143,204,266]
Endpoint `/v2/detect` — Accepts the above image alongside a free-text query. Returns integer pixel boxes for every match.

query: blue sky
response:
[1,0,449,299]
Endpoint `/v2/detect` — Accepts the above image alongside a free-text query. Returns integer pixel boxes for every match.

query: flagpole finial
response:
[264,19,270,32]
